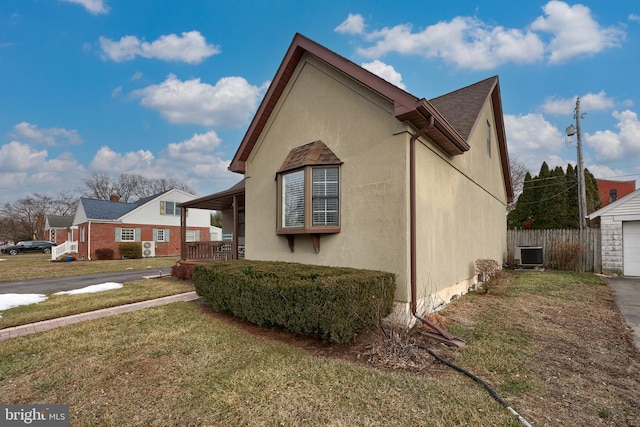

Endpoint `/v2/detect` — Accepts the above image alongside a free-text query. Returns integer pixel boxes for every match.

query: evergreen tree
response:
[507,172,535,229]
[565,164,579,228]
[532,162,552,229]
[548,166,569,228]
[584,168,601,215]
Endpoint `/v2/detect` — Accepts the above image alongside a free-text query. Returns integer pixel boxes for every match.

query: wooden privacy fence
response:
[507,229,601,273]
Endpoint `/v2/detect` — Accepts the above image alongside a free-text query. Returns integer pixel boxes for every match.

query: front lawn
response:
[0,253,179,282]
[1,270,639,425]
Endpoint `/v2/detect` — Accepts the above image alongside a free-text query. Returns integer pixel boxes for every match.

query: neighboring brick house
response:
[44,215,76,245]
[72,189,212,260]
[596,179,636,207]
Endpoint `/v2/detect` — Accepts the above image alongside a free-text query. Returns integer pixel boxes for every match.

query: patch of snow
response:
[0,293,48,311]
[54,282,123,295]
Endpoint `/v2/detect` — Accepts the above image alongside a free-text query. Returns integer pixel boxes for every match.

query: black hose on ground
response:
[380,319,533,427]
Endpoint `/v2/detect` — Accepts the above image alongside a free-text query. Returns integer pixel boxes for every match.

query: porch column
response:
[232,194,238,260]
[180,206,187,261]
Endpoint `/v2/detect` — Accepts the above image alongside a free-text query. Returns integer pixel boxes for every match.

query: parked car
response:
[0,240,57,255]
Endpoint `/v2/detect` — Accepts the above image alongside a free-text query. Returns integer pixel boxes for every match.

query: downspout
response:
[409,116,434,316]
[88,221,92,260]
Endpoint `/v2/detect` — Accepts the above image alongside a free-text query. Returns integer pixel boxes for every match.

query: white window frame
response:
[120,228,136,242]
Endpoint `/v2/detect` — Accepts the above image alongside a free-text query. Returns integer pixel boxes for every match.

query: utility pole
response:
[566,97,588,230]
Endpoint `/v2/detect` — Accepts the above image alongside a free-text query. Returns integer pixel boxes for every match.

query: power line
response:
[514,183,578,205]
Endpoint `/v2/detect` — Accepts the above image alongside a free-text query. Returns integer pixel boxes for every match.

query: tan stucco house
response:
[180,33,513,325]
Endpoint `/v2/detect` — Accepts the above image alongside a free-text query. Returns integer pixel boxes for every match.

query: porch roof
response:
[179,179,245,211]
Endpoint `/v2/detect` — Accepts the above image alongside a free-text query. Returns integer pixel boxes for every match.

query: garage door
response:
[623,221,640,276]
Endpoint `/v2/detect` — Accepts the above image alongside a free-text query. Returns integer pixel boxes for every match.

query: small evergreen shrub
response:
[118,243,142,259]
[193,260,396,344]
[171,263,194,281]
[95,248,115,260]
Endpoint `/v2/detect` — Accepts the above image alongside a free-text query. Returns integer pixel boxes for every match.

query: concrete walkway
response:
[0,291,200,341]
[607,277,640,350]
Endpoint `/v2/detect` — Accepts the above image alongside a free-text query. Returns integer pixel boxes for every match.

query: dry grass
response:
[0,277,194,329]
[0,253,179,281]
[1,270,639,426]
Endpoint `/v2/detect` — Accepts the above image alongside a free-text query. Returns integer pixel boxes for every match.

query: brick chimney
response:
[110,194,120,202]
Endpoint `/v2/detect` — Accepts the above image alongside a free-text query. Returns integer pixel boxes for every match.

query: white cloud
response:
[162,131,230,179]
[354,17,544,70]
[0,141,86,200]
[531,1,624,63]
[99,31,219,64]
[13,122,82,146]
[630,14,640,23]
[361,60,406,89]
[131,74,266,127]
[542,91,615,115]
[338,1,623,70]
[60,0,109,15]
[0,141,48,170]
[585,110,640,161]
[335,14,366,35]
[504,113,566,171]
[90,146,154,172]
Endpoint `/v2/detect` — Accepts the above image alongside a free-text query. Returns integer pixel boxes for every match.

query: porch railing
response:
[51,240,78,260]
[184,241,239,262]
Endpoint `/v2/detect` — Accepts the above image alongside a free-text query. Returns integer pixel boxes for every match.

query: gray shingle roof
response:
[429,76,498,141]
[46,215,73,228]
[80,191,169,220]
[80,198,138,220]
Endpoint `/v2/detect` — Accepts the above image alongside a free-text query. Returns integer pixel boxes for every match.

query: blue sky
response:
[1,0,639,203]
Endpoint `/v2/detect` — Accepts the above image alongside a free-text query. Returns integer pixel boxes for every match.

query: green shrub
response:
[194,260,396,344]
[95,248,115,260]
[118,243,142,259]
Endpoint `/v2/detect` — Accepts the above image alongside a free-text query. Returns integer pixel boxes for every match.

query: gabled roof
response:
[588,188,640,219]
[79,190,172,221]
[228,33,513,202]
[45,215,73,229]
[80,198,140,220]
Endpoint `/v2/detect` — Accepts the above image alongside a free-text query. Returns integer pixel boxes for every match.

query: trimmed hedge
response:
[194,260,396,344]
[95,248,115,260]
[118,243,142,259]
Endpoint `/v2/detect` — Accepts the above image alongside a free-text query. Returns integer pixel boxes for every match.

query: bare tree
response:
[83,172,195,202]
[508,155,529,212]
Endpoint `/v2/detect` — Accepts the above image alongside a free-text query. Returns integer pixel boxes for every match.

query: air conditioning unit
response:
[142,241,155,258]
[515,246,544,267]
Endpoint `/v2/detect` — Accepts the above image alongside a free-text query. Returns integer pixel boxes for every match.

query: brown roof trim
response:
[228,33,512,202]
[229,33,469,173]
[178,179,245,211]
[490,78,514,203]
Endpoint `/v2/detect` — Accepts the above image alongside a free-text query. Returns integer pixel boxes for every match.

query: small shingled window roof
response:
[277,140,342,174]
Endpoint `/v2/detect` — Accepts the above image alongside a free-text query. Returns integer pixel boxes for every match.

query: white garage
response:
[623,221,640,276]
[588,188,640,276]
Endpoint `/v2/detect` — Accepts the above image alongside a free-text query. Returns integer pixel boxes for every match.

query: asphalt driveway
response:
[607,276,640,349]
[0,268,172,294]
